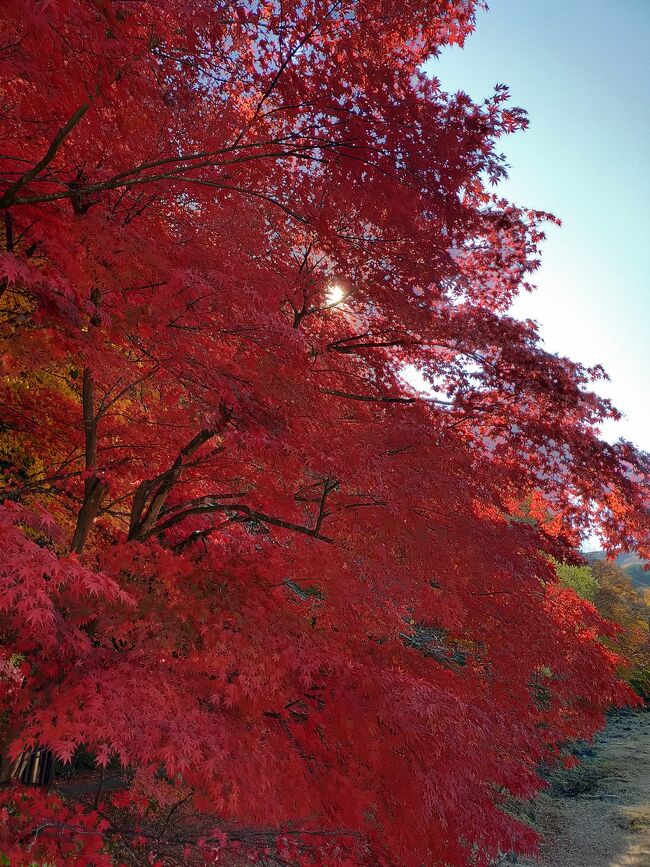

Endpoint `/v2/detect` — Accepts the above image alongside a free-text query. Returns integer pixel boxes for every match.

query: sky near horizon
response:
[425,0,650,453]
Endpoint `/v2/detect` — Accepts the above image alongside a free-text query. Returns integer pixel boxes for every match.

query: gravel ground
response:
[518,710,650,867]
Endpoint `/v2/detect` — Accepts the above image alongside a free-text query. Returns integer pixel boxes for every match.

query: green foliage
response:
[628,668,650,704]
[585,550,650,590]
[0,857,54,867]
[554,561,598,602]
[555,559,650,704]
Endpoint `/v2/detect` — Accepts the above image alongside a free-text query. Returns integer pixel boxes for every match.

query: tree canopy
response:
[0,1,648,864]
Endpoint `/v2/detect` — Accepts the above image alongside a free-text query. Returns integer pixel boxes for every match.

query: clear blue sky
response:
[425,0,650,453]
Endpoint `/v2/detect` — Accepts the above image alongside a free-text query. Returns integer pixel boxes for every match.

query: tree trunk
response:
[71,366,106,554]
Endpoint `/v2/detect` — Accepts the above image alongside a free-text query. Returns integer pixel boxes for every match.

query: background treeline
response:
[556,558,650,702]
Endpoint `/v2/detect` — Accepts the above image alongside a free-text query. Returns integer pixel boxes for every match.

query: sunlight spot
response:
[325,283,346,306]
[400,364,452,404]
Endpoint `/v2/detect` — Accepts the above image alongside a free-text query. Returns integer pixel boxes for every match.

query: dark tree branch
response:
[0,102,90,209]
[128,425,225,542]
[319,388,452,406]
[154,501,334,543]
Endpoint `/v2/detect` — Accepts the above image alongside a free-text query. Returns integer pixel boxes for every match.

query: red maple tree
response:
[0,1,648,864]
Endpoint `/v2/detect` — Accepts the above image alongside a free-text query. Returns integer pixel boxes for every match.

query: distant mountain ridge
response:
[584,550,650,590]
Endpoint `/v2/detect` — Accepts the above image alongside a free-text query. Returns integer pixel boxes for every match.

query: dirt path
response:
[519,710,650,867]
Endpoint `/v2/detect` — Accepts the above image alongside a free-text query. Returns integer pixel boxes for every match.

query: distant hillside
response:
[584,550,650,590]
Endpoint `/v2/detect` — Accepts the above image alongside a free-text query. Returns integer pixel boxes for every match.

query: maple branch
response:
[319,388,452,406]
[102,134,336,185]
[152,476,339,544]
[171,522,230,553]
[173,178,309,224]
[339,498,387,511]
[314,477,338,534]
[96,365,159,417]
[128,428,219,541]
[153,501,334,543]
[327,339,417,353]
[320,388,415,404]
[158,791,193,838]
[70,367,107,555]
[326,329,422,354]
[158,492,249,518]
[0,102,90,210]
[232,0,345,147]
[7,170,311,224]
